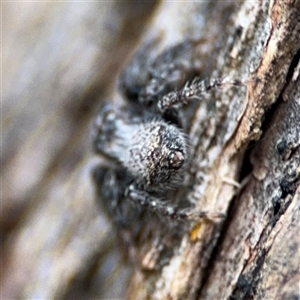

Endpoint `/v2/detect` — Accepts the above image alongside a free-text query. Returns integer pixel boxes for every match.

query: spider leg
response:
[136,40,202,106]
[158,77,245,113]
[125,184,225,221]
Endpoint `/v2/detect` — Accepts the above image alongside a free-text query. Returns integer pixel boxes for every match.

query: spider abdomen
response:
[124,120,188,191]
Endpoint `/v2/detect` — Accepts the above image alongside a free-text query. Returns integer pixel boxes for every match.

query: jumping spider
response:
[92,41,244,222]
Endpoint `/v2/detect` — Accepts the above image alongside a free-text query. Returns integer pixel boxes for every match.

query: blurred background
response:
[2,2,158,299]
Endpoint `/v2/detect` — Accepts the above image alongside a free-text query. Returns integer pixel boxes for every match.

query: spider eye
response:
[168,150,185,169]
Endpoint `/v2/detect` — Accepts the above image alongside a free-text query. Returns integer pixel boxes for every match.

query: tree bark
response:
[2,1,299,300]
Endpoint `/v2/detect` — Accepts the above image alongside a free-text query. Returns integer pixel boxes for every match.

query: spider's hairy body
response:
[126,120,188,191]
[93,105,188,192]
[93,40,244,221]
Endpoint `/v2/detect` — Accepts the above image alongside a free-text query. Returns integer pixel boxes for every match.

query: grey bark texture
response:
[2,1,299,300]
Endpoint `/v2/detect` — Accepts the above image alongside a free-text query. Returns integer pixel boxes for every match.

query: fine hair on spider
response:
[93,76,246,222]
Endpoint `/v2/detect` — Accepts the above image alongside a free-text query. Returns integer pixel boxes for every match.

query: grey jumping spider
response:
[92,41,243,222]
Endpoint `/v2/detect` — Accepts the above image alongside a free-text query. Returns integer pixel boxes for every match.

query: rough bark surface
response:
[2,1,299,300]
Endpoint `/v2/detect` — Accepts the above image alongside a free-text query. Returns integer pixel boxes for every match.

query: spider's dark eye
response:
[168,150,185,169]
